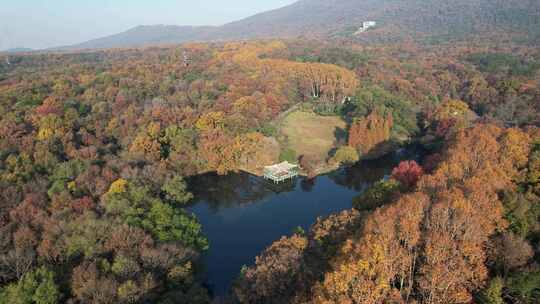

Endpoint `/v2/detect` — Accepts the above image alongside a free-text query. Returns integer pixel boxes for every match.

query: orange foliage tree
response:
[236,124,533,304]
[348,112,393,157]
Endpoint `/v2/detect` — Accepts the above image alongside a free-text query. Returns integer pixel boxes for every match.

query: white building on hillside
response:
[363,21,376,29]
[355,21,377,34]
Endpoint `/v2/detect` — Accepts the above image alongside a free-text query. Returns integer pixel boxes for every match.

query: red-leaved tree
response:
[391,160,424,189]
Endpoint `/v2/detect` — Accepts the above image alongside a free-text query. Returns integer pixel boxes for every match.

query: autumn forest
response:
[0,28,540,304]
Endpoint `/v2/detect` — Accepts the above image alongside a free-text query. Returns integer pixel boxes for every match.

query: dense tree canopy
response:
[1,38,539,303]
[235,124,540,304]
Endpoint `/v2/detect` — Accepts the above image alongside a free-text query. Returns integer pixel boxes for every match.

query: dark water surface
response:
[187,146,422,296]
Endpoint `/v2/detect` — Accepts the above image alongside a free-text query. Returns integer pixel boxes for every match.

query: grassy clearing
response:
[280,111,347,163]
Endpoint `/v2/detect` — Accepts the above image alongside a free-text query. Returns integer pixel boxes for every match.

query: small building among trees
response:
[355,21,377,34]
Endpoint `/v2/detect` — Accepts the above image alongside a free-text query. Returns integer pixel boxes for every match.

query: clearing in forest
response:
[280,111,347,163]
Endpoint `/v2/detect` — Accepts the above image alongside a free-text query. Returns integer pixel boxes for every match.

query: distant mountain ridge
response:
[60,0,540,50]
[1,47,33,53]
[66,25,215,50]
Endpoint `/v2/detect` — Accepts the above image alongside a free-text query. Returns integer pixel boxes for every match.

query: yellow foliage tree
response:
[433,99,476,130]
[129,133,162,161]
[107,179,128,195]
[195,111,226,131]
[330,146,360,165]
[36,115,64,141]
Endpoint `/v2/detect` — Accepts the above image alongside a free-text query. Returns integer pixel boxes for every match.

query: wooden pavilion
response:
[263,161,299,183]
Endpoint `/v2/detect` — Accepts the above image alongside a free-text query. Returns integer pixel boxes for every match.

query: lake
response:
[187,146,422,296]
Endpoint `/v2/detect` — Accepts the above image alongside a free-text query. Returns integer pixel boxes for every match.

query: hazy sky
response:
[0,0,297,50]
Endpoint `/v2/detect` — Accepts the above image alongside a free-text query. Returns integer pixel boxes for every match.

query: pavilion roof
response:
[264,161,298,173]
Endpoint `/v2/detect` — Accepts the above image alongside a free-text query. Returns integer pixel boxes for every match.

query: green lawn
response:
[280,111,347,162]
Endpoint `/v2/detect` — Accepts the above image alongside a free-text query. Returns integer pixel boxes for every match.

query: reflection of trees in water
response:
[300,177,317,192]
[187,172,296,211]
[187,145,424,211]
[264,179,297,194]
[328,144,424,191]
[328,160,391,192]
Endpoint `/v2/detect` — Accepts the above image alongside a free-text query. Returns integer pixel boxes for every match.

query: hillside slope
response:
[214,0,540,40]
[62,0,540,49]
[63,25,215,50]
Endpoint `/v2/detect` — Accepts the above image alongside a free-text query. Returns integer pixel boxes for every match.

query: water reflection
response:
[186,144,423,296]
[188,173,296,211]
[188,144,423,210]
[329,144,423,191]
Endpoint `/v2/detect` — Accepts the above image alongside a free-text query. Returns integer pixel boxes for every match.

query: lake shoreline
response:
[186,143,425,296]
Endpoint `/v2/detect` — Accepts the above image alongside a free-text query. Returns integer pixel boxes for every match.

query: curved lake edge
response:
[186,143,425,297]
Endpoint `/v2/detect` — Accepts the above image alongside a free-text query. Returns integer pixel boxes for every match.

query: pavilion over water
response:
[263,161,299,183]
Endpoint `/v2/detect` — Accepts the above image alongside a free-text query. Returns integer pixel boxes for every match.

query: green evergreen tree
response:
[0,266,60,304]
[161,175,194,205]
[478,277,504,304]
[507,271,540,303]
